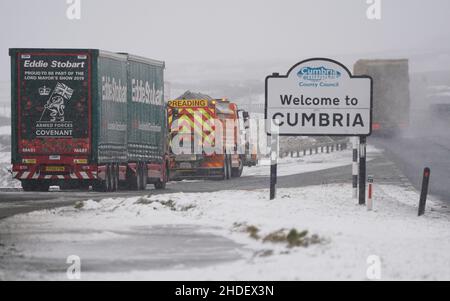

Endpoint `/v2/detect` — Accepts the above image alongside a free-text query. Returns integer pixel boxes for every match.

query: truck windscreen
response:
[17,52,91,155]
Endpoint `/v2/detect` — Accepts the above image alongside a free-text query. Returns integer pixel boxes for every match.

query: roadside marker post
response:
[367,175,374,211]
[359,136,367,205]
[352,137,359,199]
[418,167,431,216]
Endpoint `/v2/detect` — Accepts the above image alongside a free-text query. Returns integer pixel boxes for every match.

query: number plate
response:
[46,166,65,172]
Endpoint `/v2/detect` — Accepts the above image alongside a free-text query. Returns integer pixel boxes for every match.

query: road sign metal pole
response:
[359,136,367,205]
[269,119,279,200]
[352,137,359,199]
[270,129,279,200]
[418,167,431,216]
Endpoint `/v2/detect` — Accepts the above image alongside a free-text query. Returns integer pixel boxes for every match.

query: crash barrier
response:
[279,138,350,159]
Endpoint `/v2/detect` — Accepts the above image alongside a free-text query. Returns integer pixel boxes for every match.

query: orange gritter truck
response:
[167,91,251,180]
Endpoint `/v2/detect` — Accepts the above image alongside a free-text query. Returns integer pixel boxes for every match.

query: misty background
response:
[1,0,450,124]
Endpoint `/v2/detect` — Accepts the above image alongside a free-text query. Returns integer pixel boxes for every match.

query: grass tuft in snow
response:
[263,228,323,248]
[135,198,176,210]
[246,225,260,240]
[134,197,152,205]
[234,222,323,248]
[233,222,261,240]
[135,197,196,212]
[262,229,287,244]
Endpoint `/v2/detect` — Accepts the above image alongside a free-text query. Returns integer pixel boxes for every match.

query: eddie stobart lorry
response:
[9,48,168,192]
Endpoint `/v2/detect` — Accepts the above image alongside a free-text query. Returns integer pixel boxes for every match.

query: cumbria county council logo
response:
[297,66,342,82]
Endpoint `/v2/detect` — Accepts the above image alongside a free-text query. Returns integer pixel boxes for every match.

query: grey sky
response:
[1,0,450,81]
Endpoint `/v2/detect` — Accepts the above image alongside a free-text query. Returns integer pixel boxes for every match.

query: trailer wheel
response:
[22,180,50,192]
[222,155,231,180]
[93,180,106,192]
[154,165,168,190]
[37,182,50,192]
[115,164,121,191]
[111,164,119,192]
[231,156,244,178]
[79,182,90,191]
[154,180,166,190]
[221,155,228,180]
[129,163,141,191]
[93,165,109,192]
[105,164,112,192]
[21,180,35,192]
[60,182,79,190]
[226,155,232,180]
[140,163,147,190]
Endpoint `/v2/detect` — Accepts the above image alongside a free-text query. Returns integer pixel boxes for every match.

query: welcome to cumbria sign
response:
[265,58,373,136]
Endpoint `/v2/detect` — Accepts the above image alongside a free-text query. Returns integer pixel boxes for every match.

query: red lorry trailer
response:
[9,48,168,192]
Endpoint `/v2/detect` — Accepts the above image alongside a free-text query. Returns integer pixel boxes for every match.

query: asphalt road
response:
[369,119,450,203]
[0,149,407,220]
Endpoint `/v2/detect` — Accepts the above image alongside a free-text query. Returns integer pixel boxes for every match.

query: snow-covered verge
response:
[0,150,20,188]
[0,126,10,136]
[0,126,20,187]
[243,145,381,177]
[0,137,20,187]
[1,183,450,281]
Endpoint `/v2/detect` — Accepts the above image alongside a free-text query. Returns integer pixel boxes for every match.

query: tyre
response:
[60,182,78,190]
[21,180,35,192]
[231,156,244,178]
[79,182,90,191]
[37,182,50,192]
[22,180,50,192]
[154,165,168,190]
[128,163,141,191]
[115,164,120,191]
[226,155,232,180]
[221,155,228,180]
[93,165,109,192]
[111,164,119,192]
[92,181,103,192]
[140,163,147,190]
[154,179,166,190]
[106,164,112,192]
[93,180,106,192]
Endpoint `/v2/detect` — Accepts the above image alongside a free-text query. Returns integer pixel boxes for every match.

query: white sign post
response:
[265,58,372,136]
[265,58,373,201]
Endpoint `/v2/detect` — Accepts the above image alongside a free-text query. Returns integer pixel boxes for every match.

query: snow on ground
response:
[0,129,20,187]
[0,150,20,188]
[2,181,450,280]
[0,151,9,164]
[0,126,10,136]
[243,145,381,177]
